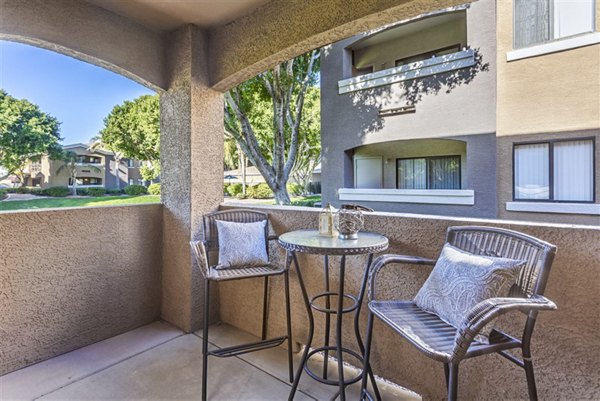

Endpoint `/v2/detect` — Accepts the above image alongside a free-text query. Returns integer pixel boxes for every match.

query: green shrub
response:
[0,189,6,200]
[86,187,107,197]
[234,192,248,200]
[227,183,243,197]
[42,186,70,197]
[124,184,148,195]
[290,199,317,207]
[287,183,303,196]
[223,183,230,195]
[148,183,161,195]
[29,188,43,196]
[77,188,89,196]
[106,188,124,195]
[247,183,273,199]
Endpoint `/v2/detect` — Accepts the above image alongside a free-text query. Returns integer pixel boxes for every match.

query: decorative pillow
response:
[216,220,269,269]
[414,244,523,338]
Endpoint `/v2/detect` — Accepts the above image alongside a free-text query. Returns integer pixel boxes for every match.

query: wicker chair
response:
[360,226,557,401]
[190,209,293,401]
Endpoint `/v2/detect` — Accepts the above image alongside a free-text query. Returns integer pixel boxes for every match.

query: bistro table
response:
[279,229,389,401]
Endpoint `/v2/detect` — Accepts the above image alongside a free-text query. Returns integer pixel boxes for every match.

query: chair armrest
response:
[368,254,436,301]
[267,235,279,242]
[452,295,557,361]
[190,240,210,279]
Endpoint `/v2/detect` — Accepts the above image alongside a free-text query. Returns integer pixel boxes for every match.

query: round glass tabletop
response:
[278,229,388,255]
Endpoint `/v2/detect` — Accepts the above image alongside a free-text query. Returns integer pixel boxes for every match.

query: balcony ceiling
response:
[84,0,271,31]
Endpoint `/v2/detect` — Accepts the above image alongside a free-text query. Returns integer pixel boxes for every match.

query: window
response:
[514,0,595,48]
[514,139,594,202]
[397,156,461,189]
[127,159,134,167]
[76,155,102,164]
[69,177,103,186]
[395,44,461,67]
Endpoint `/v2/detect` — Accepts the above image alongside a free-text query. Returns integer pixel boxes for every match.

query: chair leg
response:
[262,276,269,340]
[447,363,459,401]
[202,279,210,401]
[524,357,538,401]
[284,270,294,383]
[360,311,375,400]
[444,363,449,389]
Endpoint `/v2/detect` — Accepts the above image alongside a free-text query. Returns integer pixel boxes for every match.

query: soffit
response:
[84,0,271,31]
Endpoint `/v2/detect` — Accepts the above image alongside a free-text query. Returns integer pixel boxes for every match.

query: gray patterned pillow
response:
[216,220,269,269]
[414,244,523,338]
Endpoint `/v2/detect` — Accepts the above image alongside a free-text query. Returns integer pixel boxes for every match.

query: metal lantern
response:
[334,204,374,240]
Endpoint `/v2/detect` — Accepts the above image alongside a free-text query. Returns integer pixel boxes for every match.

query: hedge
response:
[41,186,70,197]
[124,184,148,195]
[148,183,161,195]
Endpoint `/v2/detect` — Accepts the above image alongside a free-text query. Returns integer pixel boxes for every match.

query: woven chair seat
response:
[369,300,516,363]
[208,264,285,281]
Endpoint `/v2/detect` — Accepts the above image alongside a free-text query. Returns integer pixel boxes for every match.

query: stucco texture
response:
[496,0,600,136]
[219,204,600,401]
[160,26,224,333]
[0,204,162,375]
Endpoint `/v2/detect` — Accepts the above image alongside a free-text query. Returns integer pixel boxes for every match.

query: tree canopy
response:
[0,89,62,184]
[99,94,160,181]
[225,49,320,204]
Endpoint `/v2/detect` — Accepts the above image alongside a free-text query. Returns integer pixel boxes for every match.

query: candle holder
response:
[334,204,373,240]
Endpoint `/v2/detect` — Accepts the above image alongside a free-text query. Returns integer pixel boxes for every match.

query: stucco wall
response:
[218,204,600,401]
[0,204,163,375]
[496,0,600,136]
[321,0,496,217]
[497,129,600,225]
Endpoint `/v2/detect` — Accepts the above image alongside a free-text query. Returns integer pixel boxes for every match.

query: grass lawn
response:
[0,195,160,211]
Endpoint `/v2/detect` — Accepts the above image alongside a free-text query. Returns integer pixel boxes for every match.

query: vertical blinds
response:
[397,156,460,190]
[514,139,594,202]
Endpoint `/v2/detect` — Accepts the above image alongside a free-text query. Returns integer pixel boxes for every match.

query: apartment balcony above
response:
[339,9,471,94]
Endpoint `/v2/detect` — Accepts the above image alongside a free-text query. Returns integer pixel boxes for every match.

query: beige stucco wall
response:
[219,204,600,401]
[0,204,163,375]
[496,1,600,136]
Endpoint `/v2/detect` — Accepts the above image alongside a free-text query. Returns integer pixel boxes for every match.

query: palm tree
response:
[56,151,101,196]
[89,138,124,190]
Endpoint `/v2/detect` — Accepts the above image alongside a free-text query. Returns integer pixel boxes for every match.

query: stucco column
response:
[160,25,224,332]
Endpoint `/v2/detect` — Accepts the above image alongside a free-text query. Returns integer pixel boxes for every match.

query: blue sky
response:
[0,40,155,145]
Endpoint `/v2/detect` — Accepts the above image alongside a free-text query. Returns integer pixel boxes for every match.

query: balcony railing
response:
[338,48,475,94]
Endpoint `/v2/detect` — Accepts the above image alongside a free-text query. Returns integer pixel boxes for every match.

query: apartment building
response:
[21,143,145,189]
[320,0,599,224]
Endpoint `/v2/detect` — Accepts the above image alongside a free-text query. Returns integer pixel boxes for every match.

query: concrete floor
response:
[0,321,420,401]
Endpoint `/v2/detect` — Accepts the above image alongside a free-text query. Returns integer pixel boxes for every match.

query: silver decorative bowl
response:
[334,204,373,240]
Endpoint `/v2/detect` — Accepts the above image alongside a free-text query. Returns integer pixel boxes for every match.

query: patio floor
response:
[0,321,420,401]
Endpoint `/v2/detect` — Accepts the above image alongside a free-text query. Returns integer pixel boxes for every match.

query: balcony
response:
[1,0,599,400]
[1,203,598,400]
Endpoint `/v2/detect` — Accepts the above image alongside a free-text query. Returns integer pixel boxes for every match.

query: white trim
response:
[338,49,475,94]
[506,202,600,215]
[338,188,475,205]
[507,32,600,61]
[68,185,104,188]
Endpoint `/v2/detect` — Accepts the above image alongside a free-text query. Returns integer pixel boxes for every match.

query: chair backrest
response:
[446,226,557,298]
[202,209,269,265]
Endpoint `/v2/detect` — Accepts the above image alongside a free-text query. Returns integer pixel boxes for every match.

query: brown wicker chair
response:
[190,209,293,401]
[360,226,557,401]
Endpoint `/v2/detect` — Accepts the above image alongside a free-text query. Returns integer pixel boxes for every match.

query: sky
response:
[0,40,155,145]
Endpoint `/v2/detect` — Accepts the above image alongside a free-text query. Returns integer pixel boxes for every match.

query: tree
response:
[225,49,320,204]
[56,151,101,195]
[98,94,160,181]
[0,89,62,184]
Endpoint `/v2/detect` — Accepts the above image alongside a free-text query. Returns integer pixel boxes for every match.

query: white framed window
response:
[514,0,595,49]
[513,138,595,202]
[354,156,383,189]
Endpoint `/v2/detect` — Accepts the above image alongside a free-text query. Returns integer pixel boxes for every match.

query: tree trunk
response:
[273,187,291,205]
[240,149,247,195]
[115,160,121,190]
